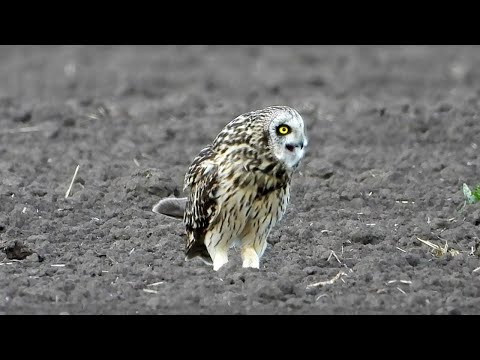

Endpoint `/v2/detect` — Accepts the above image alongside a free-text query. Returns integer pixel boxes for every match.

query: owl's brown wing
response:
[183,147,220,264]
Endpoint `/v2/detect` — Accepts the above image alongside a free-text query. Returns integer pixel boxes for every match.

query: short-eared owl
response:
[153,106,308,271]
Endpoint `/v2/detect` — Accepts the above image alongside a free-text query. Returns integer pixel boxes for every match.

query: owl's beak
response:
[286,142,304,152]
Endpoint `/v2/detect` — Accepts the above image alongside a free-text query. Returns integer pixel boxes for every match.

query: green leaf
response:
[472,185,480,202]
[463,183,480,204]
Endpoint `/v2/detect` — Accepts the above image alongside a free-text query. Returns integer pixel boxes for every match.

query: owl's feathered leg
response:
[256,238,268,259]
[241,247,260,269]
[212,250,229,271]
[208,242,229,271]
[240,217,270,269]
[205,233,230,271]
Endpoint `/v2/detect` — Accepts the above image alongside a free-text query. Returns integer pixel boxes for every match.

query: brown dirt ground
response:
[1,45,480,314]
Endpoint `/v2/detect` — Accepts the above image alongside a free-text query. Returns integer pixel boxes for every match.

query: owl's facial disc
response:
[268,109,308,171]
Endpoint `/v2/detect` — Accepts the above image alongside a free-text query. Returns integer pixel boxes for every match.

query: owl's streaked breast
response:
[213,158,291,241]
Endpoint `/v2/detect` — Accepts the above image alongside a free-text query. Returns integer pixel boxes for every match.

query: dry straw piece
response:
[416,237,460,257]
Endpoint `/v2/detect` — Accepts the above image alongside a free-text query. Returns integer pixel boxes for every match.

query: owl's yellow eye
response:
[277,125,291,135]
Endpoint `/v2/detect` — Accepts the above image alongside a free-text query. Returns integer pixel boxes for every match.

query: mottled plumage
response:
[154,105,308,271]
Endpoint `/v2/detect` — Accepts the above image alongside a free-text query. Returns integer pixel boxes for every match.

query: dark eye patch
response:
[276,124,291,136]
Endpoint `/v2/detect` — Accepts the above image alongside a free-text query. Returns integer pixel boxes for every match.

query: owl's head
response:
[263,106,308,171]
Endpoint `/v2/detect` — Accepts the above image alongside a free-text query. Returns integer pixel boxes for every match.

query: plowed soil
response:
[1,45,479,314]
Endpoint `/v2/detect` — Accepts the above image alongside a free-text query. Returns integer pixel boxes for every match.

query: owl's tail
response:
[185,242,213,265]
[152,197,187,220]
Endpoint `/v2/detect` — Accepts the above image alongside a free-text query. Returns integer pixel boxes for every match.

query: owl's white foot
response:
[212,252,229,271]
[241,247,260,269]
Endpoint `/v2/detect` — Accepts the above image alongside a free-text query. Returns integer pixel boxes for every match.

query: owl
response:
[153,105,308,271]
